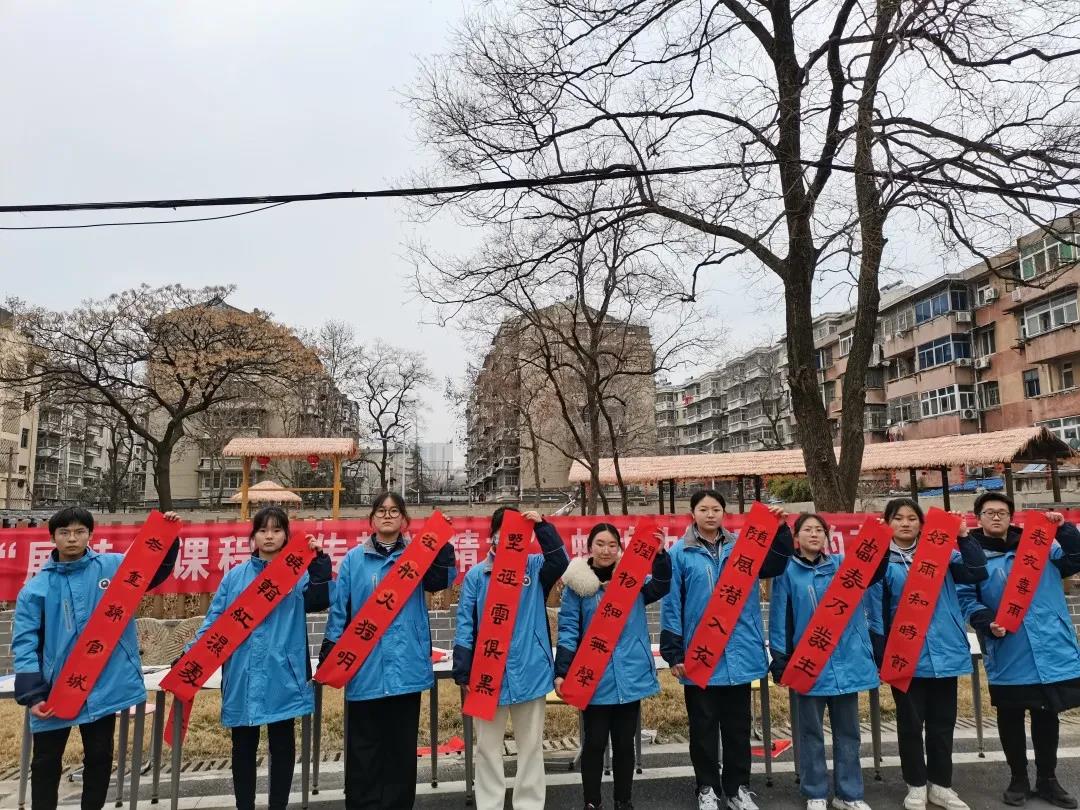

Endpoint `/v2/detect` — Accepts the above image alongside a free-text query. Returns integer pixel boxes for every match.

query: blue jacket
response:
[957,523,1080,686]
[554,551,671,705]
[453,521,570,706]
[866,535,987,679]
[323,535,456,702]
[13,542,179,732]
[769,552,882,696]
[188,551,331,727]
[660,522,794,687]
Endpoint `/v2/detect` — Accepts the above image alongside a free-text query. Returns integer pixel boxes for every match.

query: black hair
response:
[794,512,829,535]
[250,506,290,541]
[490,506,509,536]
[587,523,622,551]
[48,506,94,537]
[689,489,726,511]
[974,491,1015,516]
[369,491,410,524]
[883,497,925,525]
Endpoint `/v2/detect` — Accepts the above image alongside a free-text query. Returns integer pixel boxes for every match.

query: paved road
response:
[7,728,1080,809]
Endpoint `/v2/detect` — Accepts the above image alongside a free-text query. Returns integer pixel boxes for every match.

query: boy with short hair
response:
[13,506,180,810]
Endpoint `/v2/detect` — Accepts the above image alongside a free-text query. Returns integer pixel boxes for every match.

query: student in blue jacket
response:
[453,508,570,810]
[555,522,671,810]
[189,506,331,810]
[769,513,887,810]
[660,489,792,810]
[867,498,986,810]
[321,491,456,810]
[957,492,1080,809]
[13,506,180,810]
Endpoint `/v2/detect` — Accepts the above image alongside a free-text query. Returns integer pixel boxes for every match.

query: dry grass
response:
[0,665,1004,769]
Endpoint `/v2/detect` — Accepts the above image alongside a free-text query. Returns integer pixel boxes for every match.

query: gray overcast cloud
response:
[2,1,951,449]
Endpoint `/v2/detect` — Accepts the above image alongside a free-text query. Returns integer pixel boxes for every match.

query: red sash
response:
[160,534,317,745]
[43,511,180,720]
[684,502,781,688]
[880,508,961,692]
[995,511,1056,633]
[463,510,532,721]
[315,512,454,688]
[781,518,891,694]
[560,518,661,709]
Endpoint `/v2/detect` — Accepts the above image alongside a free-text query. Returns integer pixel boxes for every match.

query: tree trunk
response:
[152,446,174,512]
[379,441,389,490]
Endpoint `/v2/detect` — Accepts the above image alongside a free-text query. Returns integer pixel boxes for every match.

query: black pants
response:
[998,706,1060,785]
[31,713,116,810]
[891,676,958,788]
[581,701,640,806]
[685,683,752,797]
[231,719,296,810]
[345,691,422,809]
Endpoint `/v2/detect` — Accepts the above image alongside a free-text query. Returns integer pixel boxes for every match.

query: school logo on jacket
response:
[98,578,111,590]
[523,575,531,586]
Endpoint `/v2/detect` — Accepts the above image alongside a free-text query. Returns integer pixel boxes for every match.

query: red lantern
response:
[256,455,270,470]
[307,453,320,471]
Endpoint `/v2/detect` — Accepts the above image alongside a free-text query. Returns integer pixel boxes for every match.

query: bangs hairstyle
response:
[974,491,1015,516]
[587,523,622,551]
[883,497,925,524]
[250,506,290,540]
[48,506,95,537]
[794,512,829,535]
[369,491,409,524]
[690,489,726,511]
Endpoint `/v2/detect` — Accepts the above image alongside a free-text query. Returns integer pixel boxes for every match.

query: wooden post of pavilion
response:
[753,475,763,503]
[909,469,919,501]
[241,457,252,521]
[940,467,951,511]
[1003,463,1015,501]
[1049,453,1062,503]
[668,479,676,514]
[332,457,343,519]
[658,481,665,515]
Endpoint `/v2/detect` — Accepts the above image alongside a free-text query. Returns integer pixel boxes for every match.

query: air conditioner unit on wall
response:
[985,288,999,302]
[961,408,979,420]
[975,356,991,370]
[955,358,973,367]
[1012,288,1024,302]
[955,311,972,323]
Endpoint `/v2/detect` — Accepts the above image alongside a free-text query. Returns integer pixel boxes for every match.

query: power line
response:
[0,202,290,231]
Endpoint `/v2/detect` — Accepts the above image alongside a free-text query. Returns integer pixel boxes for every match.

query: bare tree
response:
[1,285,320,510]
[417,194,714,514]
[356,342,433,490]
[411,0,1080,509]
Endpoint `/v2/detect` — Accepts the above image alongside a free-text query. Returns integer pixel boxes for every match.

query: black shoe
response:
[1004,779,1030,807]
[1037,779,1079,809]
[614,803,634,810]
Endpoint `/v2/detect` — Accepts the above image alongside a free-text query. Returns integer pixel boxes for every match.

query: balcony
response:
[1022,322,1080,364]
[1028,386,1080,423]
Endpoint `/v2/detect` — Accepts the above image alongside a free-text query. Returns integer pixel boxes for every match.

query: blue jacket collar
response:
[42,547,98,574]
[679,523,734,551]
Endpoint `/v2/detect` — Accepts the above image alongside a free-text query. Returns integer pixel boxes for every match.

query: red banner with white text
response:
[2,512,1075,600]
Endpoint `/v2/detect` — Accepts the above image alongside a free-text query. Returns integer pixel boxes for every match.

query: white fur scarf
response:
[562,556,603,598]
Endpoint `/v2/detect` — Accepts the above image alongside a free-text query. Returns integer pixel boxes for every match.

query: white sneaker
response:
[727,786,760,810]
[904,785,927,810]
[832,801,872,810]
[698,787,720,810]
[927,784,969,810]
[807,801,829,810]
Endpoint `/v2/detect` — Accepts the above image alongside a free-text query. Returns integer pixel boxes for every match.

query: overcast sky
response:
[0,1,954,456]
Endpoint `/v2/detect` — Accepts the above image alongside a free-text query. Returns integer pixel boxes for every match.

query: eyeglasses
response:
[980,509,1010,519]
[54,528,90,540]
[374,508,401,518]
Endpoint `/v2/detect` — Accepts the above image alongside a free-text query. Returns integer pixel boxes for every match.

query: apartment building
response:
[466,305,658,500]
[0,307,37,509]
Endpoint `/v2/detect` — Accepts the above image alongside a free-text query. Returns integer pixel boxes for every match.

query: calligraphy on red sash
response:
[684,502,781,689]
[160,534,317,745]
[316,512,454,688]
[43,511,180,720]
[781,517,891,695]
[994,511,1056,633]
[880,508,960,692]
[463,510,533,721]
[560,518,661,710]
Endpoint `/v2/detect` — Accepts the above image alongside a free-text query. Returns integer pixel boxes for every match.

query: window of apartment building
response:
[976,285,997,306]
[1022,291,1079,338]
[22,392,31,412]
[914,288,968,324]
[815,347,833,370]
[20,428,29,449]
[821,380,836,406]
[920,386,957,417]
[975,327,996,357]
[917,335,971,370]
[1023,368,1042,398]
[887,355,914,381]
[978,381,1001,409]
[887,394,920,423]
[865,367,885,389]
[1020,233,1077,280]
[1063,361,1076,391]
[838,332,853,356]
[864,406,888,430]
[1039,415,1080,449]
[895,308,914,332]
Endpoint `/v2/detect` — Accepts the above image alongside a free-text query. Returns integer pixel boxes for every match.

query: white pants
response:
[474,696,547,810]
